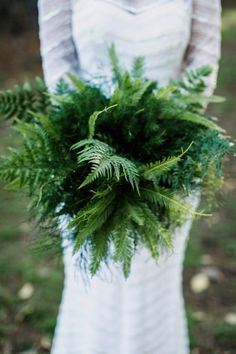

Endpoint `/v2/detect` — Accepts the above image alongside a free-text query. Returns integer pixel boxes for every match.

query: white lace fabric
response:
[37,1,221,353]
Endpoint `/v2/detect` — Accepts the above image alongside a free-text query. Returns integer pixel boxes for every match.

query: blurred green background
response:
[0,1,235,353]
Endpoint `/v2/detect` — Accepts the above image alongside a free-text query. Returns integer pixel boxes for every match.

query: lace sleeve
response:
[183,0,222,95]
[38,0,79,90]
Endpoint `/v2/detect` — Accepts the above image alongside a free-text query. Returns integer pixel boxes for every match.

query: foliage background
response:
[0,1,235,353]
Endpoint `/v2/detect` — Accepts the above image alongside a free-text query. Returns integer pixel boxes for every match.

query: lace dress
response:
[38,1,221,353]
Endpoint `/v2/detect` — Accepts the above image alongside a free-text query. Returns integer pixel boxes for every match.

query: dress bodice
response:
[72,0,192,86]
[38,0,221,94]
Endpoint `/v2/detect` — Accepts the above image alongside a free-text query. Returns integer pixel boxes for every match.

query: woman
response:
[38,1,221,353]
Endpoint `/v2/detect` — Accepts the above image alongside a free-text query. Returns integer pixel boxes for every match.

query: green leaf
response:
[108,43,124,85]
[180,94,226,104]
[131,203,160,259]
[131,80,157,105]
[131,56,145,80]
[87,104,117,139]
[4,177,21,190]
[0,78,50,121]
[140,185,176,209]
[126,202,145,226]
[47,93,71,105]
[156,85,177,99]
[30,112,60,140]
[75,139,139,191]
[71,187,117,251]
[67,73,87,92]
[140,143,193,180]
[89,232,109,275]
[180,112,225,131]
[113,220,134,278]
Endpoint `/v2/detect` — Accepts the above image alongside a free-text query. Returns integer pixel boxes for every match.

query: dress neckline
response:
[93,0,165,15]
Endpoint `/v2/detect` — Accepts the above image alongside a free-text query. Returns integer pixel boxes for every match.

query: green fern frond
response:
[0,152,52,193]
[75,139,113,164]
[0,78,50,122]
[131,80,157,105]
[47,93,72,105]
[131,56,145,80]
[71,187,117,251]
[13,120,54,161]
[67,73,88,92]
[140,185,176,209]
[81,154,139,190]
[140,155,181,180]
[139,203,172,256]
[71,138,98,151]
[144,186,191,214]
[176,65,213,94]
[108,43,124,85]
[141,227,160,260]
[180,112,224,131]
[125,202,145,226]
[75,139,139,190]
[132,200,166,259]
[142,185,208,217]
[179,94,225,105]
[88,104,118,139]
[31,112,61,140]
[89,232,110,275]
[113,219,134,278]
[155,85,177,99]
[140,143,193,180]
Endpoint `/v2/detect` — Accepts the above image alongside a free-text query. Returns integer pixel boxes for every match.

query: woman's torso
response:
[71,0,193,87]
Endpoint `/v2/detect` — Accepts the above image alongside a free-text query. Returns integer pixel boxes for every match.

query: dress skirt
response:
[51,191,200,354]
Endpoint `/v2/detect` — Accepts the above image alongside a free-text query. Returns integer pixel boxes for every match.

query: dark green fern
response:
[0,77,51,122]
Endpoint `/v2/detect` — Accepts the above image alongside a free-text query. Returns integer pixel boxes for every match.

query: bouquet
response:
[0,46,235,277]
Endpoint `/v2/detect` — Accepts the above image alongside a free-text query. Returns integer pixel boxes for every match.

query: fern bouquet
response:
[0,47,235,277]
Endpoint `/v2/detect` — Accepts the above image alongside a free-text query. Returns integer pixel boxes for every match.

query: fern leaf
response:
[71,188,116,251]
[108,43,124,85]
[0,78,50,121]
[144,231,160,259]
[156,223,173,249]
[177,65,213,94]
[80,154,139,190]
[131,80,157,105]
[47,93,72,105]
[88,104,117,139]
[131,56,145,80]
[140,223,160,260]
[4,177,21,190]
[139,203,171,258]
[155,85,177,99]
[67,73,88,92]
[126,202,145,226]
[143,185,207,217]
[140,185,175,210]
[180,112,224,131]
[89,232,109,275]
[180,94,225,105]
[76,139,113,165]
[75,139,139,190]
[140,143,193,180]
[31,112,61,140]
[113,220,134,278]
[71,138,98,151]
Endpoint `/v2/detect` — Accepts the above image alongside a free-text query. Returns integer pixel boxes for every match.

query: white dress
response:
[38,1,221,353]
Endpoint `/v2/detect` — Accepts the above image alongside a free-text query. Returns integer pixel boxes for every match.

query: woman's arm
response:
[183,0,222,95]
[38,0,79,90]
